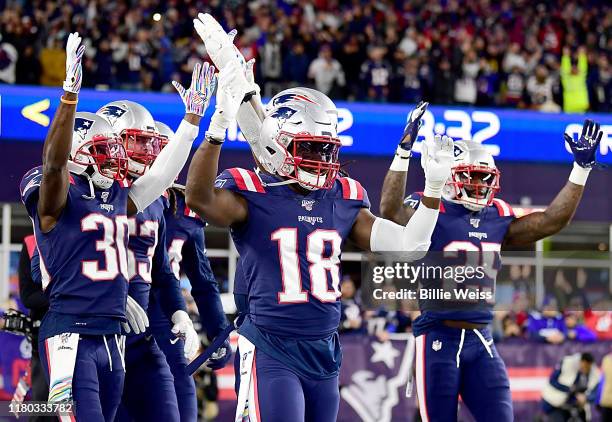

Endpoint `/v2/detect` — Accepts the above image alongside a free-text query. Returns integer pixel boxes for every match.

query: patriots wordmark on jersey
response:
[403,192,516,336]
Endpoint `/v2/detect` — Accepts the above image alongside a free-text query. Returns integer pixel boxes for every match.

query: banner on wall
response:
[1,85,611,164]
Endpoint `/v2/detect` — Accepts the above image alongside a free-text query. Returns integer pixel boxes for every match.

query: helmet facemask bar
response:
[277,131,341,190]
[72,135,129,182]
[121,128,163,177]
[447,164,500,209]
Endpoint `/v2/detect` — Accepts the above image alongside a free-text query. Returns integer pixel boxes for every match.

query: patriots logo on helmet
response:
[98,105,127,126]
[453,144,466,158]
[74,117,95,140]
[271,106,299,129]
[272,93,318,107]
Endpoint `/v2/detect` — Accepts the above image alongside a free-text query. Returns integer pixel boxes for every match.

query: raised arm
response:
[504,119,602,247]
[38,33,85,232]
[185,62,249,227]
[127,62,215,215]
[379,102,428,225]
[350,134,453,252]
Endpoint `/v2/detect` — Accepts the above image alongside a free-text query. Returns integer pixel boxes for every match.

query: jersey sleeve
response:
[19,167,44,218]
[338,177,370,209]
[403,192,423,210]
[182,227,229,339]
[151,215,187,316]
[215,168,266,194]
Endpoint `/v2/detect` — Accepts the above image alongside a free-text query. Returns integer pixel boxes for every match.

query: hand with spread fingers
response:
[63,32,86,94]
[172,62,217,117]
[421,134,454,198]
[564,119,603,169]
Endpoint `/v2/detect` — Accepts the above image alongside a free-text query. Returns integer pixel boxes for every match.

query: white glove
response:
[171,310,199,360]
[63,32,86,94]
[421,135,454,198]
[172,62,216,116]
[205,62,247,141]
[193,13,252,96]
[123,295,149,334]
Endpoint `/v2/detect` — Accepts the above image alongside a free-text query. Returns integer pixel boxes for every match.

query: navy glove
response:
[205,339,232,370]
[399,101,429,154]
[564,119,602,168]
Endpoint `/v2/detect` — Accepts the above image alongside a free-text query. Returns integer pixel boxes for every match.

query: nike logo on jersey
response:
[170,337,179,344]
[298,215,323,225]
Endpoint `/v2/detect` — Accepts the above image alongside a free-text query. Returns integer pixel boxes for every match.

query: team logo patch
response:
[470,218,480,228]
[432,339,442,351]
[301,199,315,211]
[101,192,109,203]
[453,144,466,159]
[271,106,299,129]
[74,117,95,140]
[271,93,318,107]
[98,105,128,126]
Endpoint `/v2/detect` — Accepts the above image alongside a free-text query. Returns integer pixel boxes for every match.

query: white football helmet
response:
[258,102,341,190]
[266,87,338,129]
[155,121,175,144]
[443,140,500,211]
[69,112,128,189]
[96,100,161,177]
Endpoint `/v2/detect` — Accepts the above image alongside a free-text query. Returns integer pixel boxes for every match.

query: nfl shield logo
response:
[470,218,480,228]
[432,340,442,351]
[101,192,109,203]
[301,199,315,211]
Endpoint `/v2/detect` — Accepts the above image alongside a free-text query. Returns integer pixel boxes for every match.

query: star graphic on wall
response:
[370,341,400,369]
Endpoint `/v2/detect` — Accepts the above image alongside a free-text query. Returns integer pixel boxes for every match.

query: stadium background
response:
[0,0,611,420]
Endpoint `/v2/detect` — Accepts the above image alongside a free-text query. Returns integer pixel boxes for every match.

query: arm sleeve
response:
[18,243,49,311]
[151,216,187,319]
[578,51,588,76]
[129,120,198,212]
[549,368,572,393]
[183,228,229,339]
[560,54,571,77]
[370,204,438,256]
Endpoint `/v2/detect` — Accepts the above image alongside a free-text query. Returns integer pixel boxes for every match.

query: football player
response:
[19,33,207,422]
[96,97,210,422]
[184,16,453,419]
[379,102,604,421]
[146,122,231,422]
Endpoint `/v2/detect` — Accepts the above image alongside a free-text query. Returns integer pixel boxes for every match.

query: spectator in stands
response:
[39,38,65,87]
[308,44,345,98]
[283,41,310,87]
[396,56,426,103]
[339,276,363,334]
[15,45,40,85]
[561,46,590,113]
[564,312,597,343]
[583,311,612,340]
[360,45,391,102]
[503,66,526,108]
[527,298,566,344]
[600,352,612,420]
[432,58,455,104]
[527,64,561,112]
[454,48,480,105]
[589,53,611,112]
[542,353,601,422]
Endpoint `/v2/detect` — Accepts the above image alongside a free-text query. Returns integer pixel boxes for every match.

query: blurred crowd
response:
[339,265,612,344]
[0,0,610,112]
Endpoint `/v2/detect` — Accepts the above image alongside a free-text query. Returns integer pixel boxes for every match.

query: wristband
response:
[390,146,411,172]
[423,180,445,199]
[206,135,224,145]
[568,162,591,186]
[60,96,78,105]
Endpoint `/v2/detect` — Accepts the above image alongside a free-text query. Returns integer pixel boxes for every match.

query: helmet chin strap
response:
[81,172,96,200]
[254,167,298,187]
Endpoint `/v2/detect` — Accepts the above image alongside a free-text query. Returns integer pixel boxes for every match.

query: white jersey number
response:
[273,228,342,304]
[126,219,159,282]
[81,214,129,281]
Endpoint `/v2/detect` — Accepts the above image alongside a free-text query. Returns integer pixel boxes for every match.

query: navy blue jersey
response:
[148,192,227,339]
[125,195,185,340]
[217,168,369,339]
[20,166,130,338]
[405,193,516,336]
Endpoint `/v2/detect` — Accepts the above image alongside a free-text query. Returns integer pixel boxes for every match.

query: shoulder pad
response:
[491,198,514,217]
[216,168,266,193]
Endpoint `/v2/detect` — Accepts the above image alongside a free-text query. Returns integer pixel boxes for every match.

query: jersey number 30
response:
[272,228,342,304]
